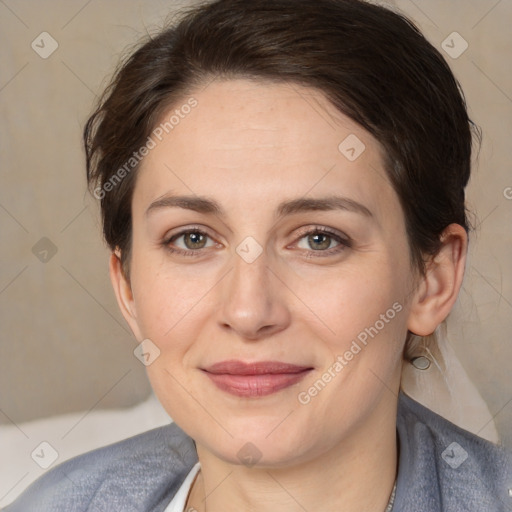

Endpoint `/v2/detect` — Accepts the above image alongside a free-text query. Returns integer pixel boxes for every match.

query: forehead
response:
[134,79,397,223]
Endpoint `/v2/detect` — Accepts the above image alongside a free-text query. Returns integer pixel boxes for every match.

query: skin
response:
[110,79,467,512]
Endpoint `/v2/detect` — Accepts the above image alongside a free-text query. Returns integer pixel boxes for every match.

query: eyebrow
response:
[146,195,222,217]
[145,194,373,219]
[276,196,373,218]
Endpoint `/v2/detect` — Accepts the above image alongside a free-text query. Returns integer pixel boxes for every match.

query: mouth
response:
[201,360,314,398]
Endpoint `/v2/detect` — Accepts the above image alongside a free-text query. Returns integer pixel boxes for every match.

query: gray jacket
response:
[4,392,512,511]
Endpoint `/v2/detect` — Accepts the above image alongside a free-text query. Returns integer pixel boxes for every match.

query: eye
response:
[294,227,351,256]
[164,228,217,256]
[298,232,336,251]
[175,231,212,250]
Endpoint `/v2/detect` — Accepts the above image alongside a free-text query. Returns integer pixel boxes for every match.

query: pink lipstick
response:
[202,360,313,398]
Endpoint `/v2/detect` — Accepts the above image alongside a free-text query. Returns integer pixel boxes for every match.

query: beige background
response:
[0,0,511,464]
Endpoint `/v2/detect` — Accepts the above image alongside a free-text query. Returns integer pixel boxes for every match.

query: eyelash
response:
[163,226,217,258]
[162,225,352,258]
[293,226,352,257]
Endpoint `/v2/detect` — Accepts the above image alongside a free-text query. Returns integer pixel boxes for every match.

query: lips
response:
[202,360,313,398]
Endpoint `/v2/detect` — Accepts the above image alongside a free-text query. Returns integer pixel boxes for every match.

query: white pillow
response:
[0,393,171,508]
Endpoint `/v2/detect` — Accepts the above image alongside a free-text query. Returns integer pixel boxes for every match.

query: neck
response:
[187,393,399,512]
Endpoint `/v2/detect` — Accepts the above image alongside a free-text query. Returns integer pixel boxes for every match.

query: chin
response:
[206,439,309,469]
[195,418,319,468]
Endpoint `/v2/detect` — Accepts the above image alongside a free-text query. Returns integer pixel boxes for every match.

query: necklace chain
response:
[385,480,397,512]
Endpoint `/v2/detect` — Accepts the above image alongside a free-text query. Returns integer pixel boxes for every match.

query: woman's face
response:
[118,79,419,467]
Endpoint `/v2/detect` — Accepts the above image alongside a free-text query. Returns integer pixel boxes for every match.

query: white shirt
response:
[164,462,201,512]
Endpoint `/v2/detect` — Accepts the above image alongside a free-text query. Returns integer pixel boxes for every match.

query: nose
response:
[217,247,291,340]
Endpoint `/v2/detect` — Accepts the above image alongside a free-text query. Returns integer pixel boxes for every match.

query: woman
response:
[6,0,511,510]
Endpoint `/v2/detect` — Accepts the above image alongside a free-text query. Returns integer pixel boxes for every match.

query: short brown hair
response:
[84,0,477,303]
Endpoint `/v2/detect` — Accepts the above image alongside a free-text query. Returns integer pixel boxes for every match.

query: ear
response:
[109,250,143,341]
[407,224,468,336]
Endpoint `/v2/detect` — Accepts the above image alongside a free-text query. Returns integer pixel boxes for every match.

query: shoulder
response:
[395,391,512,512]
[3,422,198,512]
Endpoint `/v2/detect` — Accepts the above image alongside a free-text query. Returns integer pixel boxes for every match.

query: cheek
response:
[130,266,211,409]
[293,258,408,347]
[129,254,217,354]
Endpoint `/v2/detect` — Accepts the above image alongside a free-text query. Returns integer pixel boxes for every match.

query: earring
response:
[411,356,431,370]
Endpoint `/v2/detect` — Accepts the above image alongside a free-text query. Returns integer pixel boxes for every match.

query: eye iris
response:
[184,232,206,249]
[308,233,331,250]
